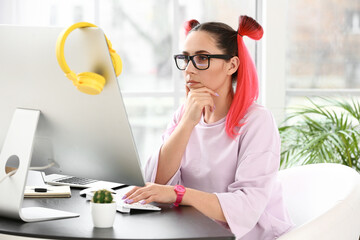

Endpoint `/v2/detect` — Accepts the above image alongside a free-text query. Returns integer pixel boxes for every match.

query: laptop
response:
[42,173,124,189]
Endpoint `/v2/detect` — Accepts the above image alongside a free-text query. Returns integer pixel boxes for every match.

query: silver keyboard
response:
[54,176,97,185]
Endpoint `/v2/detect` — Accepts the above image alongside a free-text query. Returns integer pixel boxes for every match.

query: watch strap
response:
[174,185,185,207]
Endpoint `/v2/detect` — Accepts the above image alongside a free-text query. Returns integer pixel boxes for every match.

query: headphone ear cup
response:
[76,72,106,95]
[109,51,123,77]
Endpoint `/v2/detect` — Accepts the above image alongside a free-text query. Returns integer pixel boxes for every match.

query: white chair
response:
[277,163,360,240]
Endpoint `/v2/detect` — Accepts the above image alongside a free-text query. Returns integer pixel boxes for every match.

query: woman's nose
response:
[184,59,196,72]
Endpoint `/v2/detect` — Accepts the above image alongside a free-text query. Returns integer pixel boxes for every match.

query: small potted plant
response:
[90,189,117,228]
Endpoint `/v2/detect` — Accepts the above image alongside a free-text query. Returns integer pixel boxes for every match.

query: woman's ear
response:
[227,56,240,76]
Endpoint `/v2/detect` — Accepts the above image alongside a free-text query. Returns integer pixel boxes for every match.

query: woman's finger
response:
[140,195,156,205]
[123,186,141,199]
[124,182,154,200]
[124,185,156,203]
[189,87,219,97]
[196,99,215,111]
[127,191,152,204]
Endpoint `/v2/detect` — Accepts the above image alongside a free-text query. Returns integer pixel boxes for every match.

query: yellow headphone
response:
[56,22,122,95]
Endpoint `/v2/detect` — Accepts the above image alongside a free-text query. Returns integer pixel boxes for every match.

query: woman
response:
[123,15,293,239]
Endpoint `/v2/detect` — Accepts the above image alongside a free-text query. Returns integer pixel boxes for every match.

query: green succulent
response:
[92,189,114,204]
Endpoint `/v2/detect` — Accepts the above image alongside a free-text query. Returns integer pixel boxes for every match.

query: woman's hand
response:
[122,183,177,205]
[123,183,227,222]
[183,86,218,126]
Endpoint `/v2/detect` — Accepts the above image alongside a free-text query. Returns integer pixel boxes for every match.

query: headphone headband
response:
[56,22,98,79]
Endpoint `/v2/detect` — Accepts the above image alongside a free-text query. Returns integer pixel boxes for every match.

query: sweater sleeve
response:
[214,108,281,238]
[144,106,184,185]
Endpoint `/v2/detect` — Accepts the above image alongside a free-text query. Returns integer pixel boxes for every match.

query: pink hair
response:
[183,19,200,35]
[226,16,263,138]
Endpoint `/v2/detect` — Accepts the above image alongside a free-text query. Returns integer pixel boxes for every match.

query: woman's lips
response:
[186,81,200,87]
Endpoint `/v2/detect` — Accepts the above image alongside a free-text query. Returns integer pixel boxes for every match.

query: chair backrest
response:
[278,163,360,226]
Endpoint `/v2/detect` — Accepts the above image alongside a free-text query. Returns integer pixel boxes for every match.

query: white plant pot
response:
[90,202,117,228]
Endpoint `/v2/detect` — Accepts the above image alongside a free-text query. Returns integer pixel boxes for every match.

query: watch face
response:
[175,185,185,193]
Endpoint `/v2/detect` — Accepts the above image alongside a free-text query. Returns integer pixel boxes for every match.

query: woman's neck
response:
[203,87,233,124]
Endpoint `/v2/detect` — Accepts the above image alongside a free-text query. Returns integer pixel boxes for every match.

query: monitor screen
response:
[0,25,145,187]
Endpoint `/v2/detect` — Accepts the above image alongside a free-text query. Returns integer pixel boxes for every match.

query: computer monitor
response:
[0,25,146,187]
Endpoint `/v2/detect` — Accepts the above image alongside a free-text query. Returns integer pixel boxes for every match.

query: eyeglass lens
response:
[176,55,209,70]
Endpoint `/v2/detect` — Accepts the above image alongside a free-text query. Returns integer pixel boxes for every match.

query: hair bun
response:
[184,19,200,35]
[238,15,263,40]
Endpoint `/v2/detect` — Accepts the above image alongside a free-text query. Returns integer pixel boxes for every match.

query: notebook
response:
[24,185,71,198]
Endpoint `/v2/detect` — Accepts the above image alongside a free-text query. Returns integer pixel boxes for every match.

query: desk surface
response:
[0,188,235,240]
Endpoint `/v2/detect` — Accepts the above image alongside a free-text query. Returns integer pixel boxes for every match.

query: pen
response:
[32,188,51,193]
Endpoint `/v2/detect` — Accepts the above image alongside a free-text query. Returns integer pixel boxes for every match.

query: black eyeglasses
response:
[173,54,233,70]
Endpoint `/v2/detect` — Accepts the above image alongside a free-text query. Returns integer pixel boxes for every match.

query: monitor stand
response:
[0,108,79,222]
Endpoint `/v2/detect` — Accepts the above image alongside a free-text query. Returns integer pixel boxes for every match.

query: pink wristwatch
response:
[173,185,186,207]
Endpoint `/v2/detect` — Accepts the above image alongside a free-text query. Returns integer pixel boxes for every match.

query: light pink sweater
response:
[144,103,293,239]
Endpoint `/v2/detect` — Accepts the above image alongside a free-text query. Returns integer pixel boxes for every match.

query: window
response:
[262,1,359,125]
[0,0,258,164]
[285,0,360,110]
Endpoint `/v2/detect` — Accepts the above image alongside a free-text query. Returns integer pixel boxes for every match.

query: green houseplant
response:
[279,97,360,172]
[90,189,117,228]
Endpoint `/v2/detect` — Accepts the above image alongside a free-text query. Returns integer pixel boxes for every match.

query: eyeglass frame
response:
[173,54,233,70]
